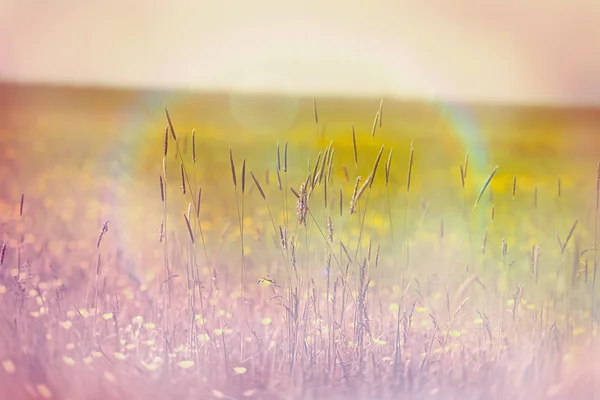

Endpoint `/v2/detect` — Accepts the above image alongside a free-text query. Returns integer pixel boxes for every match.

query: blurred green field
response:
[2,83,599,281]
[1,83,600,399]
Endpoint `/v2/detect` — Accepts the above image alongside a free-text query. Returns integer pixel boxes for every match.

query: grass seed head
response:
[163,126,169,157]
[165,107,177,140]
[352,124,358,167]
[229,148,237,189]
[250,171,266,200]
[191,129,196,163]
[0,243,6,267]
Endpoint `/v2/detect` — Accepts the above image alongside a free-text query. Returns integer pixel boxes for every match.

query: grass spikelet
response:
[349,176,363,215]
[165,107,177,140]
[250,171,266,200]
[290,186,300,199]
[241,158,247,195]
[560,219,579,254]
[327,148,335,182]
[342,165,349,182]
[159,176,165,202]
[371,112,380,138]
[406,141,414,194]
[296,182,308,226]
[284,141,288,172]
[385,149,393,186]
[313,98,319,124]
[196,187,202,217]
[158,221,164,243]
[162,157,167,182]
[229,148,237,189]
[191,129,196,163]
[512,175,517,199]
[474,166,499,209]
[319,142,332,187]
[97,220,109,249]
[180,163,186,195]
[20,193,24,216]
[277,142,281,171]
[279,225,287,249]
[311,152,322,189]
[369,145,385,188]
[276,166,282,190]
[184,214,195,244]
[340,241,352,263]
[463,153,469,181]
[0,243,6,267]
[357,175,372,202]
[352,124,358,168]
[163,126,169,157]
[379,98,384,128]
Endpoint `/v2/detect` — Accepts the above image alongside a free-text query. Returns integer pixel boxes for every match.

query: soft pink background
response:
[1,0,599,104]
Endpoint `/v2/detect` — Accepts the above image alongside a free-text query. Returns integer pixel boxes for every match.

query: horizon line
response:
[1,79,599,110]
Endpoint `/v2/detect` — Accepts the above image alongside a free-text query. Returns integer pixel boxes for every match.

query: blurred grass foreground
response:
[1,82,600,399]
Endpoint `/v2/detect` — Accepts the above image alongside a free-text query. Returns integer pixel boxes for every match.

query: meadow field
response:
[1,83,600,399]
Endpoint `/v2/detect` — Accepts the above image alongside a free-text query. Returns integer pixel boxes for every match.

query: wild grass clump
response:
[0,102,599,400]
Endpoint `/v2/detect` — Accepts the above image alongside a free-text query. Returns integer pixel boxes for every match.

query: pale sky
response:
[1,0,599,104]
